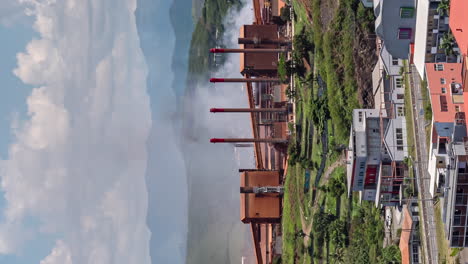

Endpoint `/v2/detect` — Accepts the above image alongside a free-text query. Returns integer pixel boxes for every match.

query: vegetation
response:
[437,0,450,16]
[439,32,456,56]
[187,0,242,82]
[346,202,385,264]
[310,0,375,143]
[282,0,386,263]
[380,245,402,263]
[328,175,345,198]
[420,78,432,122]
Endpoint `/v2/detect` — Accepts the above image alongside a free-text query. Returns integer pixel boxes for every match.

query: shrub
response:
[280,6,291,22]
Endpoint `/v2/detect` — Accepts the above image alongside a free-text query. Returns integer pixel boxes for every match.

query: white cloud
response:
[0,0,152,263]
[40,240,72,264]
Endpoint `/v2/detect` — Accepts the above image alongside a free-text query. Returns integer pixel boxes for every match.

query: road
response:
[408,65,438,263]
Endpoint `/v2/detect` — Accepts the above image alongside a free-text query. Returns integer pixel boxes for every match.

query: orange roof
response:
[426,63,464,123]
[399,207,413,264]
[450,0,468,55]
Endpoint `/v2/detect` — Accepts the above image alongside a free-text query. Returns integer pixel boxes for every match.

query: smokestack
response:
[210,78,281,83]
[238,38,291,45]
[210,48,287,53]
[210,138,288,143]
[239,169,275,172]
[210,107,287,113]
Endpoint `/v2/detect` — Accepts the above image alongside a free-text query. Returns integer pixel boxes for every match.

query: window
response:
[395,78,403,88]
[441,78,446,84]
[456,106,460,112]
[392,57,399,66]
[358,111,363,122]
[435,64,444,71]
[398,28,412,39]
[397,94,404,99]
[397,106,405,117]
[442,87,447,93]
[440,96,448,112]
[400,7,415,18]
[396,128,404,151]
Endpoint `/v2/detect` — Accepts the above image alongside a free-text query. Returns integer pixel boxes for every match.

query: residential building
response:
[399,203,421,264]
[424,62,468,247]
[414,0,459,79]
[426,63,464,197]
[374,0,416,59]
[449,0,468,56]
[347,39,410,207]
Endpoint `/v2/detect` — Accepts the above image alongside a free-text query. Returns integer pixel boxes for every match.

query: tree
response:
[313,211,335,244]
[331,247,345,264]
[328,176,345,198]
[280,6,291,22]
[329,219,346,247]
[437,0,450,16]
[277,55,292,83]
[403,156,412,167]
[379,245,401,264]
[404,186,414,198]
[439,32,456,56]
[294,30,314,58]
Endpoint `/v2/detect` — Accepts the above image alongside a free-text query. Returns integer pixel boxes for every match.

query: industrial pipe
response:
[210,78,281,83]
[210,138,288,143]
[210,107,287,113]
[239,169,276,172]
[210,48,287,53]
[238,38,291,45]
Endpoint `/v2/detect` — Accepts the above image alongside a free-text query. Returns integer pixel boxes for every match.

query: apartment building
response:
[374,0,416,59]
[427,63,464,196]
[414,0,459,79]
[424,62,468,247]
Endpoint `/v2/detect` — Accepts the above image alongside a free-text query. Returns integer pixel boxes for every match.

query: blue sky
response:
[0,22,34,158]
[0,1,153,263]
[0,19,57,264]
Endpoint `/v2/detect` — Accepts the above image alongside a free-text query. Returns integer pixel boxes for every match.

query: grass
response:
[434,202,462,263]
[282,0,385,263]
[403,60,416,159]
[435,203,450,263]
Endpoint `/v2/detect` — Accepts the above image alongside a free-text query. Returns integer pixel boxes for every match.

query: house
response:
[413,0,459,79]
[347,40,410,207]
[374,0,416,59]
[399,204,421,264]
[424,62,468,247]
[426,62,464,197]
[346,108,408,206]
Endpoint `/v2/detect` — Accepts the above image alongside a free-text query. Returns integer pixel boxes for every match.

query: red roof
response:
[450,0,468,55]
[399,207,413,264]
[426,63,464,123]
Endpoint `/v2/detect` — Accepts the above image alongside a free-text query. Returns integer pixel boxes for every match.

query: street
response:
[408,65,439,264]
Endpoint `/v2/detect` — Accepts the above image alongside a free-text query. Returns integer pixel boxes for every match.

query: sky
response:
[0,0,254,263]
[0,0,152,263]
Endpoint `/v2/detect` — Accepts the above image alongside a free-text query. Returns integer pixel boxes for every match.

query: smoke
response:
[182,2,256,263]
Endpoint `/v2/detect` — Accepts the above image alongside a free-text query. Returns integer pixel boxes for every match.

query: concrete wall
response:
[374,0,416,59]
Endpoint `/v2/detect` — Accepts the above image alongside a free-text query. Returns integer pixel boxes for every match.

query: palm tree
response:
[331,247,345,264]
[437,0,450,16]
[439,32,455,56]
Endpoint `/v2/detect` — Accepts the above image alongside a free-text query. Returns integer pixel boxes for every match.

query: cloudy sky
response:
[0,0,255,263]
[0,0,152,263]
